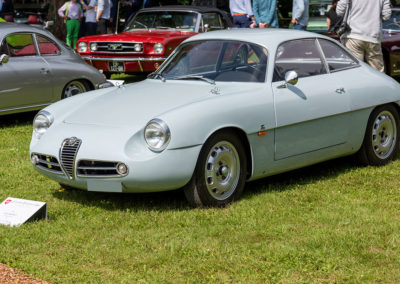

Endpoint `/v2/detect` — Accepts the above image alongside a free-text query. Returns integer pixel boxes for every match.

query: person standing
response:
[96,0,111,34]
[326,0,340,31]
[291,0,309,30]
[0,0,13,19]
[229,0,255,28]
[336,0,391,72]
[253,0,279,28]
[58,0,83,49]
[80,0,97,36]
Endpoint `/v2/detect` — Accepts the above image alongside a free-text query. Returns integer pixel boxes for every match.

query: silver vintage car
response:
[30,29,400,207]
[0,23,108,115]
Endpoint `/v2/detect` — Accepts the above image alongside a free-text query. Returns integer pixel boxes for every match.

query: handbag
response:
[333,0,351,37]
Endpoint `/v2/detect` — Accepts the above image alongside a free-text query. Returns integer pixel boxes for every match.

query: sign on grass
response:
[0,197,47,227]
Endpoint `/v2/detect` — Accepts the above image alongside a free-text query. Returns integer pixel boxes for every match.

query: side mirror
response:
[0,54,9,64]
[203,23,209,32]
[44,20,54,29]
[278,70,298,88]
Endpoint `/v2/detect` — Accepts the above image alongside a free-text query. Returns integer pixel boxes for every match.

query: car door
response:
[0,32,52,111]
[271,38,352,160]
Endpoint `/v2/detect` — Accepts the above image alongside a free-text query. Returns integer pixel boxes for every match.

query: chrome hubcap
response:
[64,81,85,98]
[205,141,240,200]
[372,110,397,159]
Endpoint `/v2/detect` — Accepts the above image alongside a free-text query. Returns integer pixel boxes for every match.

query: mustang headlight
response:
[78,42,87,53]
[144,119,170,151]
[33,111,54,139]
[153,43,164,54]
[90,42,98,51]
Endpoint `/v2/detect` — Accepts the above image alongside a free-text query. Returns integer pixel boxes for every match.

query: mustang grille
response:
[95,42,143,53]
[77,160,122,177]
[34,154,63,174]
[59,137,82,179]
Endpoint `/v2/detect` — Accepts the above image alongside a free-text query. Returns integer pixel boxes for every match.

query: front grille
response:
[59,137,82,179]
[77,160,122,177]
[95,42,143,53]
[34,154,63,174]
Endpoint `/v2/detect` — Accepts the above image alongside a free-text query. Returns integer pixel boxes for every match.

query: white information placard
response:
[0,197,47,227]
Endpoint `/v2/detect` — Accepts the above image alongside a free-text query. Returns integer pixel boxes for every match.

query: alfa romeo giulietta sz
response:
[30,29,400,207]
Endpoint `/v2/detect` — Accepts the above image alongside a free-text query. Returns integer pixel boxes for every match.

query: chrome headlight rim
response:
[153,43,164,54]
[33,110,54,139]
[144,118,171,152]
[78,42,87,53]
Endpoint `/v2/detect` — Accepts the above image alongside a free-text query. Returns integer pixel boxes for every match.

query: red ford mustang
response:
[76,6,232,78]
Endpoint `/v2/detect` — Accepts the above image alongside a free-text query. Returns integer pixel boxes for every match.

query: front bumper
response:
[30,126,201,193]
[82,56,166,73]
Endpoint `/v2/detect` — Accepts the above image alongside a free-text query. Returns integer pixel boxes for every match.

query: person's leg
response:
[71,19,80,50]
[65,20,73,47]
[87,22,97,36]
[78,16,86,38]
[342,38,365,62]
[293,23,306,30]
[97,18,107,34]
[365,42,385,72]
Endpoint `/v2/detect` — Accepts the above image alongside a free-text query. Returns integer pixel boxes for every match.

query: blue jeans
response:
[233,15,252,28]
[293,23,307,30]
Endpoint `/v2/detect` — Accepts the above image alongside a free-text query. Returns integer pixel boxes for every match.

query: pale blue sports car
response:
[30,29,400,207]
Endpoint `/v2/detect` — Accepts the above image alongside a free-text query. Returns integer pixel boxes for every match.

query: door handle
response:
[335,88,345,94]
[40,68,49,74]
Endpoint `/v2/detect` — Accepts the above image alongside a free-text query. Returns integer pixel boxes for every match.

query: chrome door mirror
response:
[0,54,9,64]
[278,70,298,88]
[203,23,209,32]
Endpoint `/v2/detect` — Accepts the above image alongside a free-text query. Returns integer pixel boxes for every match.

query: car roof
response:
[0,22,52,36]
[139,5,227,14]
[183,28,328,50]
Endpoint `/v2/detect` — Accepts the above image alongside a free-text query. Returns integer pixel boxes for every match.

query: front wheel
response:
[357,104,400,166]
[61,80,90,99]
[184,131,247,207]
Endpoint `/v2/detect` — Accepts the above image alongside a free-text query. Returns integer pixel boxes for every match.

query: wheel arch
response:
[203,126,253,180]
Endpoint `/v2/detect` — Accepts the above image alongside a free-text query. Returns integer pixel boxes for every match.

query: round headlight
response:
[90,42,98,51]
[134,43,142,52]
[33,111,54,139]
[78,42,87,53]
[144,119,170,151]
[153,43,164,54]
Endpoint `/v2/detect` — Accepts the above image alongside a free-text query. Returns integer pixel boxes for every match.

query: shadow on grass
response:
[0,111,37,128]
[52,156,360,211]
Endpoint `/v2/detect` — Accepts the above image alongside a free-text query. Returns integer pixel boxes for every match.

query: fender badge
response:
[210,87,221,96]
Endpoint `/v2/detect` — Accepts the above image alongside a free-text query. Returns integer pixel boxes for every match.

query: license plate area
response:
[109,61,125,72]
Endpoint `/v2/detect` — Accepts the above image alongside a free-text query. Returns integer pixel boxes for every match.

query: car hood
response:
[81,30,196,43]
[63,79,214,128]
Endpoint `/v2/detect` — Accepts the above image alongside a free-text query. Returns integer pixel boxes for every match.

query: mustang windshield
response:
[125,11,198,32]
[383,10,400,31]
[155,40,268,83]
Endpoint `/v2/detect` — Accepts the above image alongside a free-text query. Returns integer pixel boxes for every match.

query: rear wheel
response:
[357,104,400,166]
[61,80,90,99]
[184,131,247,207]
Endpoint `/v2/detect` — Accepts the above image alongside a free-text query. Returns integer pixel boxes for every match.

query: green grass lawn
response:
[1,112,400,283]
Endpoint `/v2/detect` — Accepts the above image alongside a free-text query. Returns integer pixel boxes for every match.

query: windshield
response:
[383,10,400,31]
[125,11,198,32]
[153,40,268,83]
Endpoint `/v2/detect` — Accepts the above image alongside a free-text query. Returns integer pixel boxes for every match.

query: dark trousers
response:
[97,18,108,34]
[86,22,97,36]
[233,15,251,28]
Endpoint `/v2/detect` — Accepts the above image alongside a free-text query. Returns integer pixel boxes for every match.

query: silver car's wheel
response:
[205,141,240,201]
[184,131,247,207]
[371,111,397,159]
[62,80,90,99]
[356,105,400,166]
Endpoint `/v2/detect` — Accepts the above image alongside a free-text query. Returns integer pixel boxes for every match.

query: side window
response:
[318,39,358,71]
[36,34,61,55]
[5,34,36,57]
[273,39,327,82]
[202,13,223,31]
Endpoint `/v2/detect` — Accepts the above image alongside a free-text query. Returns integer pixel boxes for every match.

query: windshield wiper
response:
[132,20,149,30]
[173,75,215,85]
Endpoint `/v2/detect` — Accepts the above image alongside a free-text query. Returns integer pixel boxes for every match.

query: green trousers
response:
[66,19,80,50]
